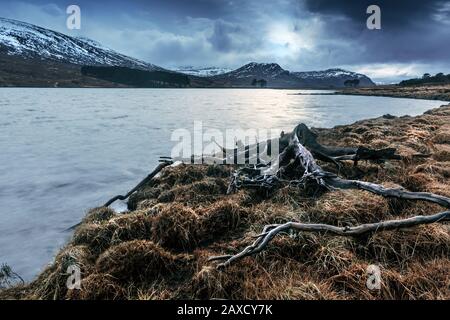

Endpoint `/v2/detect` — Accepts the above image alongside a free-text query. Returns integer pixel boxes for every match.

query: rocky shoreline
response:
[1,104,449,300]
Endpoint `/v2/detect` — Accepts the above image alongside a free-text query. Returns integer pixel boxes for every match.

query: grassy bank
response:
[339,84,450,101]
[1,104,450,300]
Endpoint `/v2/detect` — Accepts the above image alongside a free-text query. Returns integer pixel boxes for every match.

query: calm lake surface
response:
[0,88,447,280]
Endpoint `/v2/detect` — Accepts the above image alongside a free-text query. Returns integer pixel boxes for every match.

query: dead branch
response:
[65,159,172,231]
[212,123,450,268]
[227,127,450,209]
[103,159,173,207]
[0,264,24,288]
[326,177,450,208]
[209,211,450,268]
[290,123,401,165]
[173,123,400,168]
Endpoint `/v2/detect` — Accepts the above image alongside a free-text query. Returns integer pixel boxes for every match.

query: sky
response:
[1,0,449,83]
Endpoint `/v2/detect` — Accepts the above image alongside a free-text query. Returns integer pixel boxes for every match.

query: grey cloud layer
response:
[1,0,449,81]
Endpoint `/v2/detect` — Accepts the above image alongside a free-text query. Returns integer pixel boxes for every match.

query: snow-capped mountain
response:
[293,68,364,79]
[0,17,162,71]
[210,62,302,88]
[209,63,375,88]
[174,66,232,77]
[222,62,289,79]
[292,68,375,87]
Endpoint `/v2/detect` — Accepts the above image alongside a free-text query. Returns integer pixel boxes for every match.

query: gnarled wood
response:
[65,159,172,231]
[209,211,450,268]
[103,159,172,207]
[213,123,450,268]
[227,125,450,209]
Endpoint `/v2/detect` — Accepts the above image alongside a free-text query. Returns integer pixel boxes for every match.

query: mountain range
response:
[0,17,375,88]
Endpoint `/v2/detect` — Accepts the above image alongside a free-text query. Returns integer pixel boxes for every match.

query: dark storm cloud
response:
[302,0,450,65]
[304,0,447,28]
[209,20,239,52]
[208,20,261,53]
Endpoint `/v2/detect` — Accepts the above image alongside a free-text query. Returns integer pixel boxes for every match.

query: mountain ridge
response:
[0,17,376,88]
[0,17,162,71]
[209,62,375,88]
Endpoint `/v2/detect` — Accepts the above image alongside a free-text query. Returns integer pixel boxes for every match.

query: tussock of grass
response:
[82,207,116,224]
[67,274,126,300]
[2,104,449,300]
[73,210,154,254]
[151,204,200,250]
[29,245,94,299]
[199,200,248,241]
[95,240,189,282]
[433,132,450,144]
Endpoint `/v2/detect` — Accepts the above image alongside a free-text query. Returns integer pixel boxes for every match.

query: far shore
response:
[1,83,449,102]
[336,84,450,102]
[290,83,450,102]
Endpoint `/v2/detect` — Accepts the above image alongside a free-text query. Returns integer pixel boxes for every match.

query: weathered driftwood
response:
[65,159,172,231]
[103,159,173,207]
[211,123,450,268]
[283,123,401,168]
[174,123,401,168]
[209,211,450,268]
[0,264,24,288]
[227,130,450,208]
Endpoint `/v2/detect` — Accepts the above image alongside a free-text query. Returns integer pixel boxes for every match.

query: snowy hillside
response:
[292,68,375,87]
[0,17,162,70]
[223,62,288,79]
[293,68,368,80]
[174,66,232,77]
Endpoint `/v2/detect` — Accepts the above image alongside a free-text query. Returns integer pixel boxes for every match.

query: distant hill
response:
[292,68,375,88]
[399,73,450,86]
[209,62,375,88]
[209,62,299,88]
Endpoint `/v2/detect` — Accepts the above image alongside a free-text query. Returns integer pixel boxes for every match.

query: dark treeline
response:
[81,66,191,88]
[400,73,450,86]
[344,79,360,87]
[251,78,267,87]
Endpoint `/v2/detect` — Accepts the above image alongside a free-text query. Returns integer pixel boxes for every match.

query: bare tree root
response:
[211,123,450,268]
[227,126,450,209]
[290,123,401,166]
[326,177,450,208]
[172,123,401,167]
[0,264,24,288]
[103,159,173,207]
[65,159,172,231]
[209,211,450,268]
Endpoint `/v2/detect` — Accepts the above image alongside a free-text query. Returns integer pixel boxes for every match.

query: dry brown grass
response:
[95,240,190,282]
[67,274,126,300]
[2,104,449,300]
[151,204,201,250]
